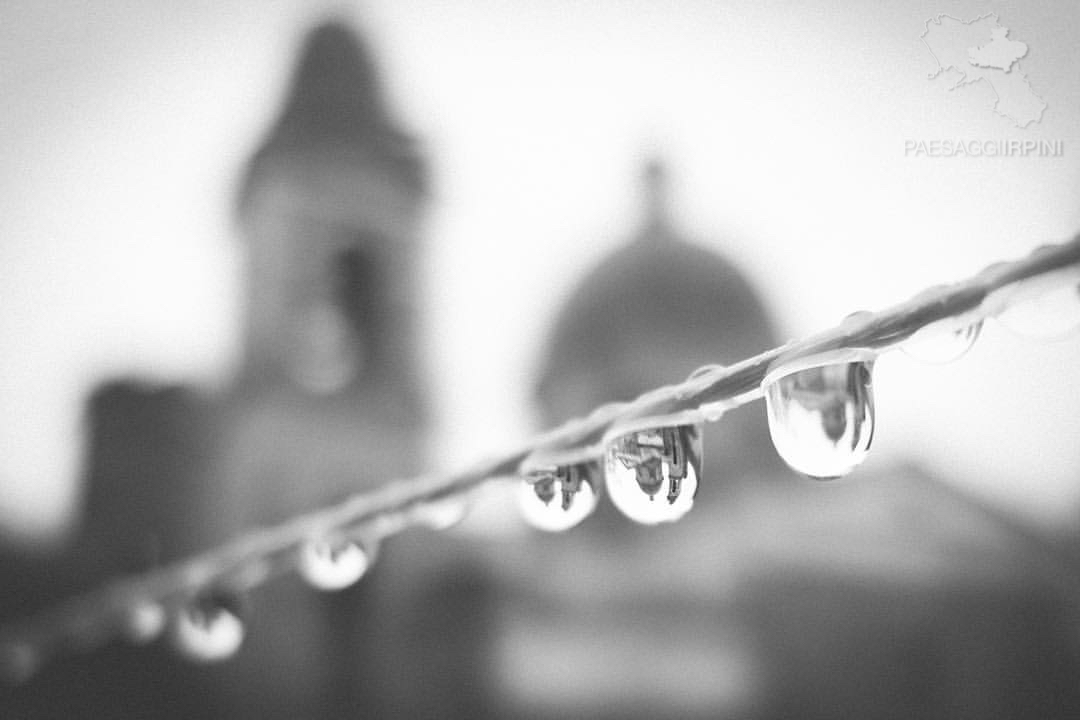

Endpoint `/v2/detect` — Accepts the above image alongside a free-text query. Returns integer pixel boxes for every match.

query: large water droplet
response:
[604,424,702,525]
[902,321,982,363]
[298,536,373,591]
[123,600,167,645]
[998,282,1080,340]
[171,591,245,663]
[518,462,600,532]
[764,357,875,480]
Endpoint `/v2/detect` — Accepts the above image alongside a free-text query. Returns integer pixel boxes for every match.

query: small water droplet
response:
[0,641,38,685]
[124,600,167,644]
[998,282,1080,340]
[604,424,702,525]
[298,537,373,591]
[171,591,245,663]
[764,357,875,480]
[698,402,728,423]
[841,310,874,329]
[518,462,601,532]
[408,497,470,530]
[687,364,724,381]
[902,321,982,363]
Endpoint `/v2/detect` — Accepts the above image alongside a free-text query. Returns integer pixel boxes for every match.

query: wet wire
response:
[1,233,1079,682]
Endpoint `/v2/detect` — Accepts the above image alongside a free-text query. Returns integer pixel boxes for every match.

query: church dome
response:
[536,160,778,417]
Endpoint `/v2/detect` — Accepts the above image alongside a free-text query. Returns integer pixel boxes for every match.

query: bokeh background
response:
[3,2,1080,718]
[2,0,1079,546]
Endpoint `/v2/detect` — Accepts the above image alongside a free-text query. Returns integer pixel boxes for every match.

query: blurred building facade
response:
[1,18,430,719]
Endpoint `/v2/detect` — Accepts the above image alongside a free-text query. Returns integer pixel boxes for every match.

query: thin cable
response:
[1,234,1079,681]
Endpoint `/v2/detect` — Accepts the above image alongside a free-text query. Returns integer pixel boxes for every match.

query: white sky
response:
[1,0,1078,542]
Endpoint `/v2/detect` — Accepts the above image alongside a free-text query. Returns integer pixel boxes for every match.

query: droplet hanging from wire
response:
[298,536,375,592]
[171,590,246,663]
[902,321,982,363]
[123,600,167,645]
[997,281,1080,340]
[518,461,601,532]
[763,350,875,480]
[604,424,702,525]
[407,496,471,531]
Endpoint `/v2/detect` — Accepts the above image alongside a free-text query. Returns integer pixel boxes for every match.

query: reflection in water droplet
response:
[124,601,167,644]
[998,283,1080,340]
[0,641,38,685]
[519,462,601,532]
[298,537,373,591]
[171,592,245,663]
[604,424,702,525]
[903,321,982,363]
[764,359,875,480]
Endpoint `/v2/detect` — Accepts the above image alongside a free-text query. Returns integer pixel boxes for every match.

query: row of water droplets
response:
[518,275,1080,531]
[2,270,1076,682]
[0,495,470,680]
[158,495,469,665]
[142,276,1080,663]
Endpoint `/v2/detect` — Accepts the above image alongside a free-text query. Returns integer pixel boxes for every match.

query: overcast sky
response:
[1,0,1078,543]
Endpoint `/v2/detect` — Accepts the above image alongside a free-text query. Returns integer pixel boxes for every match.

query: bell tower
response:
[220,18,431,531]
[214,20,432,716]
[235,20,427,398]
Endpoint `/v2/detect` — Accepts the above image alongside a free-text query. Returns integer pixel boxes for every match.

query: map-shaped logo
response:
[921,13,1046,128]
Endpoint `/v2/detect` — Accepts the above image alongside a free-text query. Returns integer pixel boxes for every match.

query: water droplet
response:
[298,537,373,591]
[171,591,245,663]
[123,600,167,644]
[687,364,724,381]
[698,401,731,423]
[998,282,1080,340]
[518,462,601,532]
[902,321,982,363]
[408,497,470,530]
[841,310,874,329]
[764,356,875,480]
[604,424,702,525]
[0,641,38,685]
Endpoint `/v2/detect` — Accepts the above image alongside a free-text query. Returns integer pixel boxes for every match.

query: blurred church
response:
[1,18,431,719]
[3,13,1080,720]
[367,158,1080,719]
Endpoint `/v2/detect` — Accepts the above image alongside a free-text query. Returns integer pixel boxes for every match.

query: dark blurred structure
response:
[0,382,227,718]
[214,19,428,718]
[0,18,429,719]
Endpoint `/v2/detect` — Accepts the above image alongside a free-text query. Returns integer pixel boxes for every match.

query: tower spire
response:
[237,19,424,214]
[641,156,673,239]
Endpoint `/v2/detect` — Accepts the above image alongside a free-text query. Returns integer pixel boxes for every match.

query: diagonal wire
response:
[1,233,1079,681]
